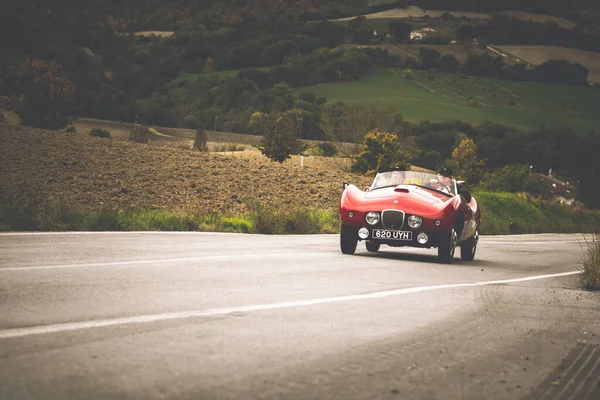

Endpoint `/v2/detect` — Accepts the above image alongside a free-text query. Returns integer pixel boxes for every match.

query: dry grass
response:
[579,232,600,290]
[0,122,372,216]
[493,45,600,84]
[132,31,174,37]
[333,6,575,28]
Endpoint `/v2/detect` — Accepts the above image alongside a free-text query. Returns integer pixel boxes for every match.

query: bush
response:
[579,232,600,290]
[89,128,111,138]
[129,126,150,144]
[64,126,76,132]
[401,68,415,80]
[194,128,208,151]
[318,141,338,156]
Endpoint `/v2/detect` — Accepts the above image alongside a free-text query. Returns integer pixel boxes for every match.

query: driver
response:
[389,169,405,186]
[429,166,454,193]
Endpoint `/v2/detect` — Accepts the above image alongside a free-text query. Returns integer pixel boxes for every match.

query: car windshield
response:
[370,170,456,195]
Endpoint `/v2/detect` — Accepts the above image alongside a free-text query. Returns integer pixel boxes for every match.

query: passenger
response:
[429,166,454,193]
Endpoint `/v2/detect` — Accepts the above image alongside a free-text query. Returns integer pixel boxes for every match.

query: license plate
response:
[372,229,412,241]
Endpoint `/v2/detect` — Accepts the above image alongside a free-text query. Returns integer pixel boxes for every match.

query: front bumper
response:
[358,226,447,248]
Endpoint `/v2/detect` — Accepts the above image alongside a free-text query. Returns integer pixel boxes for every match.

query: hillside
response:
[301,67,600,131]
[0,122,372,216]
[494,45,600,84]
[333,5,577,28]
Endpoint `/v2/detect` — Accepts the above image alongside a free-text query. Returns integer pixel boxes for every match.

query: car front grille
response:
[381,209,405,229]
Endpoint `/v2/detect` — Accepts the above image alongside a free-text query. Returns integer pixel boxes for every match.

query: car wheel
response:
[460,230,478,261]
[366,241,380,252]
[438,228,458,264]
[340,224,358,255]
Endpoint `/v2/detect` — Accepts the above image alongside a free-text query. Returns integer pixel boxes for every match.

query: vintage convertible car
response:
[339,169,481,263]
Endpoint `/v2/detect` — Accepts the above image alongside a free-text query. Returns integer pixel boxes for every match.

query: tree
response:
[348,16,366,32]
[419,48,440,70]
[193,128,208,152]
[389,20,412,43]
[352,129,412,175]
[450,132,484,184]
[1,59,76,129]
[439,54,459,73]
[257,110,305,163]
[477,164,548,197]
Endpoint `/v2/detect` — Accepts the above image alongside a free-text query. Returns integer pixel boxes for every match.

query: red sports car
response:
[339,169,481,263]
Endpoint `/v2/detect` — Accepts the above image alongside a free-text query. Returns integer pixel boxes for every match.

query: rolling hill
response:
[301,67,600,131]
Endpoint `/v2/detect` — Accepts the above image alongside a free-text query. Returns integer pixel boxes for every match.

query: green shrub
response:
[89,128,111,138]
[579,232,600,290]
[222,216,253,233]
[246,200,331,234]
[318,141,338,157]
[64,126,77,132]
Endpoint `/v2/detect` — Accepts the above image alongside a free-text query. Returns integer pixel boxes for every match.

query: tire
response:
[460,231,478,261]
[340,224,358,255]
[438,228,458,264]
[366,241,380,252]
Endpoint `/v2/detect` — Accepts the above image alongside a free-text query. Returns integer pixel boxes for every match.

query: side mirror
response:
[460,189,472,203]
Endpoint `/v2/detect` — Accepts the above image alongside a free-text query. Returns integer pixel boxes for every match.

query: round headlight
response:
[358,227,370,239]
[407,215,422,228]
[417,232,429,244]
[365,212,380,225]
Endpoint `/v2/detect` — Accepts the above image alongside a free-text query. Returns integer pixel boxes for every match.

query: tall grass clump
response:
[247,200,338,234]
[579,232,600,290]
[89,128,111,138]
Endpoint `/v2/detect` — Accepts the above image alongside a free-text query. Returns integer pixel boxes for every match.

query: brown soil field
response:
[334,6,576,28]
[0,122,372,216]
[493,45,600,84]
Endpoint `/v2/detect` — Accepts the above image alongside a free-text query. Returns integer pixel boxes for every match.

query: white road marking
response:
[0,253,335,272]
[0,270,581,340]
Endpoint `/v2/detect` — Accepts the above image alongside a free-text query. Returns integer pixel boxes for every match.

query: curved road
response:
[0,232,598,400]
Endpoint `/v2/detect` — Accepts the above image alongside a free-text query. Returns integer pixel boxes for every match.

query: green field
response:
[301,68,600,131]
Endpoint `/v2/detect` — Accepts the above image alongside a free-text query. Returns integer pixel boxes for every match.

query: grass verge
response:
[0,194,339,234]
[579,232,600,291]
[2,191,598,236]
[475,192,600,235]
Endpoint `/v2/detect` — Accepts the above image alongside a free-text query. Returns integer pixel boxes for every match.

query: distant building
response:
[410,27,436,40]
[534,172,577,205]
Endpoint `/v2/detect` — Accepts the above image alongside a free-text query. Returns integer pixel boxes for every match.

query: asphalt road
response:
[0,232,599,400]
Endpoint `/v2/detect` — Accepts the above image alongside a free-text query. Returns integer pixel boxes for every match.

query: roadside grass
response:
[579,232,600,291]
[0,194,339,234]
[3,191,599,236]
[301,67,600,131]
[474,192,600,235]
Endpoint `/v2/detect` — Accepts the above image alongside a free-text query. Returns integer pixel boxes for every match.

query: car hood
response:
[360,185,452,213]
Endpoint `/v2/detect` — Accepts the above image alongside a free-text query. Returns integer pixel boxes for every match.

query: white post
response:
[300,155,304,167]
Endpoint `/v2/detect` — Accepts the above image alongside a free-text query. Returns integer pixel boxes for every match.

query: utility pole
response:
[214,114,218,131]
